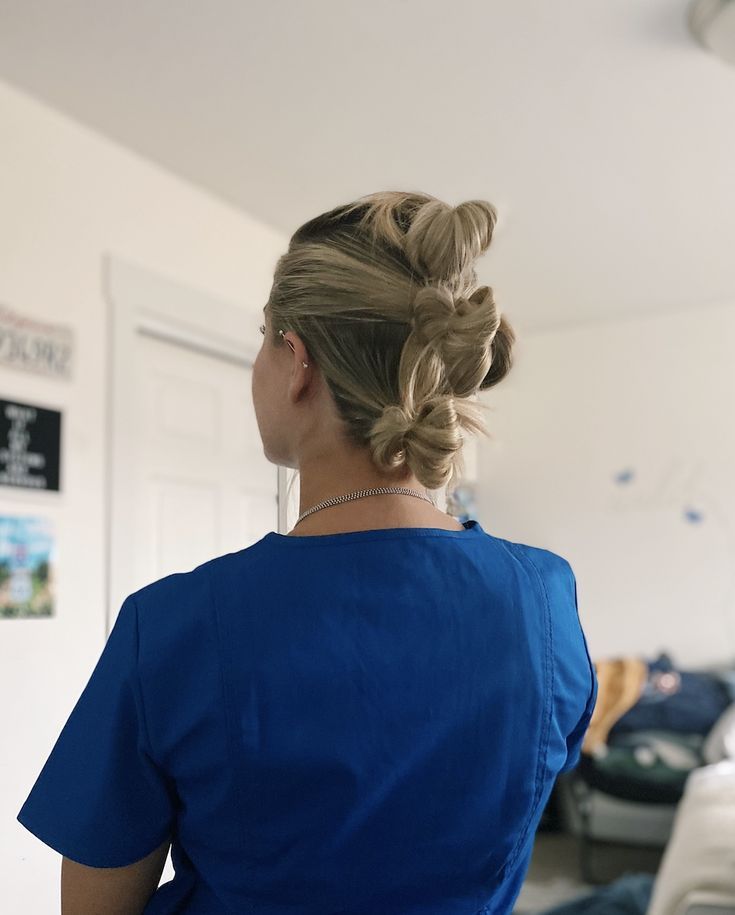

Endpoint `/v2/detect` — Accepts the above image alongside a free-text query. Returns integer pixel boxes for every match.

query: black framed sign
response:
[0,399,61,491]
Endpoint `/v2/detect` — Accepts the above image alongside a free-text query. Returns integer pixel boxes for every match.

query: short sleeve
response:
[560,666,599,772]
[17,593,176,867]
[559,566,599,773]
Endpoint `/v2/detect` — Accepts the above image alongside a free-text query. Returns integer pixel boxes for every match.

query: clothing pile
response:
[575,652,735,801]
[534,873,655,915]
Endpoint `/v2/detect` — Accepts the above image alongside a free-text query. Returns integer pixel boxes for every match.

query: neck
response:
[295,440,429,511]
[290,448,443,532]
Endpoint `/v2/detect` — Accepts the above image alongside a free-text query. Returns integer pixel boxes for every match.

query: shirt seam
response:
[491,540,555,880]
[205,560,253,869]
[568,564,597,709]
[129,594,177,860]
[263,524,481,548]
[130,594,157,763]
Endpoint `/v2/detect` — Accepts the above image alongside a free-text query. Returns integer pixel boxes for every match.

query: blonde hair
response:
[265,191,516,493]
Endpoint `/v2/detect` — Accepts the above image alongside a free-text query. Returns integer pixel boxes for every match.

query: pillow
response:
[703,701,735,765]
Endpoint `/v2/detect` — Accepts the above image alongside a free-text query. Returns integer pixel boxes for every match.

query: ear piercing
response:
[278,329,309,368]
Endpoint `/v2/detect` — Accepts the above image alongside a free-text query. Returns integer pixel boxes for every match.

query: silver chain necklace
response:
[294,486,435,528]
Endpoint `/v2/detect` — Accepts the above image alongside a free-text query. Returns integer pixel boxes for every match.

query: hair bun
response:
[380,403,414,438]
[409,285,456,348]
[404,199,498,283]
[370,403,416,468]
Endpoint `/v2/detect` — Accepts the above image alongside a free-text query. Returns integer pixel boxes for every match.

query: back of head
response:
[266,190,516,493]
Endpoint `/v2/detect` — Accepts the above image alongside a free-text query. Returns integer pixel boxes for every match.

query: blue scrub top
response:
[17,519,597,914]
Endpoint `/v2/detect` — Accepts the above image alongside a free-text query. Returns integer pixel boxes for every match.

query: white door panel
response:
[135,332,274,590]
[106,254,277,625]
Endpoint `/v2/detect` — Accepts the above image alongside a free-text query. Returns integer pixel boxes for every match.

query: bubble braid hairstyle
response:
[265,190,516,493]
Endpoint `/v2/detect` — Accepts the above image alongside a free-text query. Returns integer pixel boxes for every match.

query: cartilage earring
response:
[279,328,309,368]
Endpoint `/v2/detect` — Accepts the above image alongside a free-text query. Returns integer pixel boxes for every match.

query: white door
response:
[105,255,277,625]
[134,329,276,578]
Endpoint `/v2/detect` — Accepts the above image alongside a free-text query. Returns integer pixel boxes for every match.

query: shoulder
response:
[132,538,269,604]
[490,533,573,585]
[127,539,269,646]
[489,536,582,647]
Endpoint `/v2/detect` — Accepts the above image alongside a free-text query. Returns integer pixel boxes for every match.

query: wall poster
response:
[0,515,55,619]
[0,398,62,491]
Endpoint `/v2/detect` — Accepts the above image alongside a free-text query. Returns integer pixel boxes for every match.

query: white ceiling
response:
[0,0,734,332]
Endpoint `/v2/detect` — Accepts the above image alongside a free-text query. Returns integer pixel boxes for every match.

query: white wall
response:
[477,300,735,669]
[0,79,288,909]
